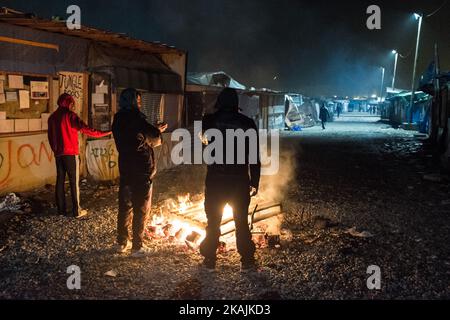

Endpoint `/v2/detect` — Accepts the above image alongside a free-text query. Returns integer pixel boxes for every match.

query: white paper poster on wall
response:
[92,93,105,105]
[8,75,24,89]
[19,90,30,109]
[6,91,17,102]
[95,84,108,94]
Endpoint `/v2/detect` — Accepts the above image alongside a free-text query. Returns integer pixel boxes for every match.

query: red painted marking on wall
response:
[0,141,12,188]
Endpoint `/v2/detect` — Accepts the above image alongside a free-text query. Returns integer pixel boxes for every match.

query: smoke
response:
[258,144,299,203]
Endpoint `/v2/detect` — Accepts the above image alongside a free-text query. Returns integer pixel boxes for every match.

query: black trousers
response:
[55,155,80,216]
[117,176,153,250]
[200,175,255,263]
[321,120,326,129]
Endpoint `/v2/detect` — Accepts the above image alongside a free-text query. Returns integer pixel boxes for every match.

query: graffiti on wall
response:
[0,134,55,193]
[86,139,119,181]
[86,133,177,182]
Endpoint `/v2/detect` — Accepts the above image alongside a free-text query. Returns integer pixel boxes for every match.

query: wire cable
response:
[426,0,448,18]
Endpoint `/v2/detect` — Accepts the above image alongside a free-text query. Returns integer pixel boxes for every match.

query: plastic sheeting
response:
[285,95,317,129]
[187,72,246,90]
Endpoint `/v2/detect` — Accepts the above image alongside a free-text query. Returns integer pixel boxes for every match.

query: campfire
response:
[146,193,283,251]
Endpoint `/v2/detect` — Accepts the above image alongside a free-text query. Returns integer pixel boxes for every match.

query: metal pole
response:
[410,14,423,124]
[380,67,385,101]
[392,52,398,90]
[431,43,440,143]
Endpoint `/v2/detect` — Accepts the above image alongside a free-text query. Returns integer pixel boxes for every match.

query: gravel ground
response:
[1,120,449,299]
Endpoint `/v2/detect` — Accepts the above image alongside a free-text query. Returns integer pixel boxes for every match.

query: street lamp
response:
[379,66,385,101]
[410,12,423,124]
[391,50,399,90]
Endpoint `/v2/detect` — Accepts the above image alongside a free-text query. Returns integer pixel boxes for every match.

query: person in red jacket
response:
[48,93,111,218]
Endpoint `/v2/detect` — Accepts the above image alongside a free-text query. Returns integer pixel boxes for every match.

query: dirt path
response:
[1,121,449,299]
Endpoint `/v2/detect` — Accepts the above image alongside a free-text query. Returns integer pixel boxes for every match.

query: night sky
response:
[1,0,449,96]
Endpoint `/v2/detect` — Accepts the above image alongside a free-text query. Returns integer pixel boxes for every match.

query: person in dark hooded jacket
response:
[48,93,111,218]
[319,103,330,130]
[112,88,167,257]
[199,88,261,272]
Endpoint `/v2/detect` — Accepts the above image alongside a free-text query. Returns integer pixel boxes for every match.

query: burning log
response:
[219,202,282,236]
[174,228,185,241]
[152,193,282,249]
[220,201,281,226]
[162,224,174,237]
[186,231,201,243]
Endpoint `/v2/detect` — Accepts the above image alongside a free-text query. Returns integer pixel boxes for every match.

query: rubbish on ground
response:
[0,193,22,213]
[346,227,373,238]
[104,270,118,277]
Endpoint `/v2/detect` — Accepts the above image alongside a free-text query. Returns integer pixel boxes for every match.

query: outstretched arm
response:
[70,113,111,138]
[141,120,163,147]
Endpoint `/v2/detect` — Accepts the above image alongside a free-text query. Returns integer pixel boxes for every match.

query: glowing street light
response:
[410,12,423,124]
[391,49,399,90]
[379,66,385,101]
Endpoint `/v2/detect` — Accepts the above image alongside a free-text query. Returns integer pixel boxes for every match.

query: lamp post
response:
[379,66,385,102]
[410,13,423,124]
[391,50,399,90]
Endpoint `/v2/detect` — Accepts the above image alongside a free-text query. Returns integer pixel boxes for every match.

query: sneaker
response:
[74,209,88,218]
[115,241,132,253]
[130,246,153,258]
[199,258,216,273]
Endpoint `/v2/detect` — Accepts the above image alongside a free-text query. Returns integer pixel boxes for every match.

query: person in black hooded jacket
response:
[199,88,261,272]
[112,88,167,257]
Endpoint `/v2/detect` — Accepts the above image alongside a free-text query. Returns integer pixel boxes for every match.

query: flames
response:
[146,194,234,249]
[223,203,233,220]
[146,193,282,251]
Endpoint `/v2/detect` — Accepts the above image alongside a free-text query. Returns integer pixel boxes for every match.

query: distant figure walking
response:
[336,103,343,118]
[319,103,330,130]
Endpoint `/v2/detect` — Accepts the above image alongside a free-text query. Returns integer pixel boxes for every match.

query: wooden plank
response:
[221,212,282,236]
[0,35,59,51]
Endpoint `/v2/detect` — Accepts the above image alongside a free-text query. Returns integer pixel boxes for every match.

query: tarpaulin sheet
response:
[187,72,246,90]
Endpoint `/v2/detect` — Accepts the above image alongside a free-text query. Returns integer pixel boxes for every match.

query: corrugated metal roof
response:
[0,7,184,55]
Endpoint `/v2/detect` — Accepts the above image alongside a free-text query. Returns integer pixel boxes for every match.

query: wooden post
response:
[79,73,89,177]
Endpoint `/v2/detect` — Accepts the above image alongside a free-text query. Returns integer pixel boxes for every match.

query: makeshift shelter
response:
[285,94,317,129]
[185,72,286,130]
[418,69,450,168]
[185,71,245,125]
[0,7,186,193]
[385,91,432,133]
